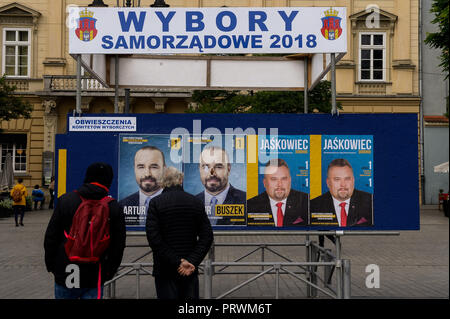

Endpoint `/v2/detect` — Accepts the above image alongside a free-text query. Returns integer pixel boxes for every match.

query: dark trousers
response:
[49,191,54,209]
[13,205,25,225]
[155,275,199,299]
[33,199,45,210]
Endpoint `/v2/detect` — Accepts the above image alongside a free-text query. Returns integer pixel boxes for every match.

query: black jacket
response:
[146,185,213,278]
[118,191,139,207]
[195,184,247,225]
[44,183,126,288]
[246,189,309,226]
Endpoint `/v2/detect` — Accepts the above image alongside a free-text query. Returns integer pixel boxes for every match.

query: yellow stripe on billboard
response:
[57,149,67,198]
[310,135,322,199]
[246,135,259,200]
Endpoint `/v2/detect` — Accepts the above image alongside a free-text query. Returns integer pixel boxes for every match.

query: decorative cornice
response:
[0,2,41,30]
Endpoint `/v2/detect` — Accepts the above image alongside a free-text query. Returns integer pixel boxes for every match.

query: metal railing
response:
[104,231,399,299]
[45,75,109,91]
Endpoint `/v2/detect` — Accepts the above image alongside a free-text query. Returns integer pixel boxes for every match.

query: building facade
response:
[420,0,449,204]
[0,0,422,196]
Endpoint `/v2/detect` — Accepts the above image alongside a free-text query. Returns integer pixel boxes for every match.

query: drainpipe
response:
[419,0,425,204]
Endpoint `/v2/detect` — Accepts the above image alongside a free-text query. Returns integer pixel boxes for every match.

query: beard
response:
[271,188,288,201]
[139,176,160,193]
[204,176,227,193]
[335,188,352,201]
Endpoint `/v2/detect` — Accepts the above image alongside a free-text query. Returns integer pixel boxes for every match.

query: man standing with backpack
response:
[44,162,126,299]
[11,178,27,227]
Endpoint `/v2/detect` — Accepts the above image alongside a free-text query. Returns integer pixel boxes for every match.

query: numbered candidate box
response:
[309,135,374,227]
[118,134,182,231]
[247,135,310,227]
[182,134,247,227]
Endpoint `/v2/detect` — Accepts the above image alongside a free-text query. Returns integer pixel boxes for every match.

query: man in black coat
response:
[146,167,213,299]
[310,158,373,227]
[44,162,126,299]
[196,146,246,226]
[247,159,309,226]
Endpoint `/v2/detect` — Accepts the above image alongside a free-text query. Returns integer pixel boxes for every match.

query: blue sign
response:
[55,113,419,231]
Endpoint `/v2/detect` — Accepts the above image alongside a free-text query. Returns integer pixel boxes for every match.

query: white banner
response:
[68,7,347,54]
[69,117,137,132]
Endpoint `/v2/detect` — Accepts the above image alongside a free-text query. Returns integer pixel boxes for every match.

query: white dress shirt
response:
[204,183,230,206]
[268,197,287,226]
[332,197,350,226]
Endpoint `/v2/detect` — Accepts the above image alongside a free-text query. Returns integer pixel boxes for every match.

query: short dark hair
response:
[327,158,353,175]
[263,159,290,177]
[18,178,23,183]
[34,184,39,189]
[136,146,166,166]
[264,158,289,169]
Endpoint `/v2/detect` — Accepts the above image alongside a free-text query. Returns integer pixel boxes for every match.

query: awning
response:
[434,161,449,173]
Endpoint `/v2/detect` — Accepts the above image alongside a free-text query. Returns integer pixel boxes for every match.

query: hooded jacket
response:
[44,183,126,288]
[11,183,27,206]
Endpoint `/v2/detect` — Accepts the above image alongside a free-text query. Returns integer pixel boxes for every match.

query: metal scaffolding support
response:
[104,231,399,299]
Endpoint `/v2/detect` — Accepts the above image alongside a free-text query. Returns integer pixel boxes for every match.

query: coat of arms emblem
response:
[75,9,98,42]
[320,8,342,41]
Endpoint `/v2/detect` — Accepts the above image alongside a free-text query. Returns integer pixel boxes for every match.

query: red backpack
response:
[64,193,113,263]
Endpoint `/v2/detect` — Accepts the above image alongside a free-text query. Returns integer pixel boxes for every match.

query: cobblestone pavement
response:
[0,205,447,299]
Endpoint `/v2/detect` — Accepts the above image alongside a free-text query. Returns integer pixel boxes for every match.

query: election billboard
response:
[68,7,347,54]
[118,134,182,229]
[182,135,247,226]
[309,135,374,227]
[55,113,419,232]
[247,135,310,227]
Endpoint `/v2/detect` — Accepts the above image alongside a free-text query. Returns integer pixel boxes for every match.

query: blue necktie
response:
[144,196,151,212]
[210,196,218,225]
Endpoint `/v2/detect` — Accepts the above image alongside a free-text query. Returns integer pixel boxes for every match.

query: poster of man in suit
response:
[247,135,310,227]
[309,135,374,227]
[118,134,181,230]
[182,135,247,226]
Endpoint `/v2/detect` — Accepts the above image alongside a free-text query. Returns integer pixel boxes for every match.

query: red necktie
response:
[276,202,283,227]
[339,202,347,227]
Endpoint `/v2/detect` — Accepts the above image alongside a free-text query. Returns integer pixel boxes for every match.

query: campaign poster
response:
[118,134,182,230]
[247,135,310,227]
[309,135,374,227]
[182,134,247,227]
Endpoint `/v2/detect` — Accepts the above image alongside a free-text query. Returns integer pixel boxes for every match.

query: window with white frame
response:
[2,28,31,77]
[359,32,386,81]
[0,134,27,173]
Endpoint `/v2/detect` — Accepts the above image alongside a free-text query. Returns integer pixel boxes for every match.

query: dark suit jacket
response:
[195,184,246,225]
[309,189,373,227]
[246,189,309,226]
[118,191,139,207]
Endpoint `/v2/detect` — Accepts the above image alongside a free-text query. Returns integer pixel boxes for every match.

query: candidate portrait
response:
[195,146,246,226]
[119,146,166,224]
[247,158,309,227]
[310,158,373,227]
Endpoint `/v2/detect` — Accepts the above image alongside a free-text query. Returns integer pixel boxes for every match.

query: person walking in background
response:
[10,178,27,227]
[146,166,213,299]
[44,162,126,299]
[48,176,55,209]
[32,185,45,210]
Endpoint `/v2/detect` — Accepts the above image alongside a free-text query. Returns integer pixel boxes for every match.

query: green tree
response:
[188,81,341,114]
[0,75,33,122]
[424,0,449,78]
